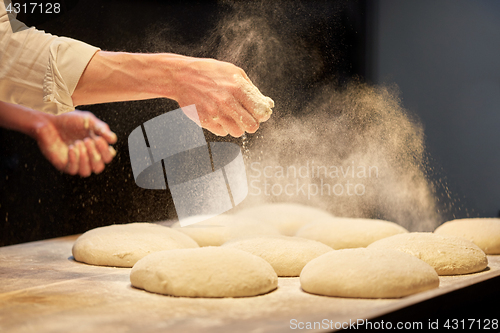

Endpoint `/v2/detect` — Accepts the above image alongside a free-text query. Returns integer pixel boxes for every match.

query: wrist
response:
[0,101,51,139]
[26,111,52,140]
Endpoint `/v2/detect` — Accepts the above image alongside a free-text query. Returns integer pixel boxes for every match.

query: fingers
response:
[94,136,116,164]
[203,113,242,137]
[232,74,274,123]
[214,114,245,137]
[229,101,260,134]
[83,112,117,144]
[203,77,270,137]
[201,118,228,137]
[201,111,253,137]
[65,145,79,175]
[84,138,105,174]
[196,101,231,137]
[93,121,117,144]
[200,96,259,137]
[90,115,117,144]
[65,139,116,177]
[78,141,92,177]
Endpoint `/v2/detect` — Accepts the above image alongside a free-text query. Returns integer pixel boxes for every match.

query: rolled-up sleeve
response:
[0,0,100,114]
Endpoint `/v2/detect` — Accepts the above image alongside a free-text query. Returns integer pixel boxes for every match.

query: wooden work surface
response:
[0,235,499,333]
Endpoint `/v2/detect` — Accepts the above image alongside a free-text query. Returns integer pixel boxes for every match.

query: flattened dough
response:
[236,203,334,236]
[171,214,280,246]
[367,232,488,275]
[296,217,408,249]
[222,235,333,276]
[130,247,278,297]
[72,223,198,267]
[434,218,500,254]
[300,248,439,298]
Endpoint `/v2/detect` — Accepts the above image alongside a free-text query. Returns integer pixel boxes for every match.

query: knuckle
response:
[229,63,244,74]
[227,84,240,96]
[215,94,233,107]
[246,122,259,133]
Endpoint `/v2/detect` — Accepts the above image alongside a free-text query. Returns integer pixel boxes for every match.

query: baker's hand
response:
[34,111,117,177]
[169,57,274,137]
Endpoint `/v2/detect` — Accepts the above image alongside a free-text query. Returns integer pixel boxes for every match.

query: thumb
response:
[90,118,117,144]
[38,136,69,171]
[35,122,69,170]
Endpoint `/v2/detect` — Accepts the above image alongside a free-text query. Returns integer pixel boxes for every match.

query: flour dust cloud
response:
[145,1,447,230]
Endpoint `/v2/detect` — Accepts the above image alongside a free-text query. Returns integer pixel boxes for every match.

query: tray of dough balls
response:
[1,203,499,333]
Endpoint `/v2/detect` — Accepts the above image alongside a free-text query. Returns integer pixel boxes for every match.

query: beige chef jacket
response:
[0,0,100,114]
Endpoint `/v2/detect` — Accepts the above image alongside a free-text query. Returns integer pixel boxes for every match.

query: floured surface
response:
[0,234,499,333]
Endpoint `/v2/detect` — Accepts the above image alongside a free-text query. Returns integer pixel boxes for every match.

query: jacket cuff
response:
[43,37,100,114]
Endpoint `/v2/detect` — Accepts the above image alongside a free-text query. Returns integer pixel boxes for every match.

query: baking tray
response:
[0,233,499,332]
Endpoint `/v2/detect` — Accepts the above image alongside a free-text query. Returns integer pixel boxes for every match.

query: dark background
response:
[0,0,368,246]
[2,0,499,246]
[368,0,500,221]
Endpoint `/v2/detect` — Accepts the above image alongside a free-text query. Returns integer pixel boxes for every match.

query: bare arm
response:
[72,52,273,137]
[0,101,44,136]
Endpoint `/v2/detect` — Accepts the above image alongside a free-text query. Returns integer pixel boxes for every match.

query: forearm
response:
[0,101,49,138]
[72,51,185,106]
[71,50,274,137]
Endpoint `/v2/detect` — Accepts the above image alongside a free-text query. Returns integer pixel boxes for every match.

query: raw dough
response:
[296,217,408,249]
[171,214,280,246]
[235,203,334,236]
[434,218,500,254]
[367,232,488,275]
[130,247,278,297]
[72,223,198,267]
[300,248,439,298]
[222,235,333,276]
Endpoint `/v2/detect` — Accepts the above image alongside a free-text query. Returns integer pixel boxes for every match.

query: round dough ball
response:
[434,218,500,254]
[222,235,333,276]
[72,223,198,267]
[236,203,334,236]
[296,217,408,249]
[300,248,439,298]
[367,232,488,275]
[130,247,278,297]
[171,214,280,247]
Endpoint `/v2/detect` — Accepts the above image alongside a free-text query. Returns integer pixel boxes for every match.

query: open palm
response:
[35,110,117,177]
